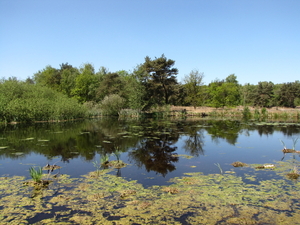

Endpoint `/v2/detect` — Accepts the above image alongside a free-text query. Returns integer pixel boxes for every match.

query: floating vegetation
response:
[120,189,137,198]
[42,164,61,171]
[3,164,300,224]
[282,149,300,153]
[255,164,275,169]
[0,146,9,149]
[280,137,300,153]
[286,173,300,180]
[231,161,248,167]
[162,186,179,194]
[107,160,127,169]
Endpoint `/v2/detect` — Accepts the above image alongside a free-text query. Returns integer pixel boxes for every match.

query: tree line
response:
[1,54,300,122]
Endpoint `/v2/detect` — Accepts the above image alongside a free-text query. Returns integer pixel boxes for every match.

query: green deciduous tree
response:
[183,69,204,108]
[59,63,79,97]
[71,63,99,103]
[208,74,240,108]
[240,83,256,106]
[253,81,274,107]
[34,65,61,91]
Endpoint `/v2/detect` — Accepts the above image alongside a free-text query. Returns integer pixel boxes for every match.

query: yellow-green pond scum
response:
[1,161,300,224]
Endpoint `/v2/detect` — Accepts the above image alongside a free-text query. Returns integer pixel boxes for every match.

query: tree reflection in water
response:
[129,130,179,177]
[182,123,205,157]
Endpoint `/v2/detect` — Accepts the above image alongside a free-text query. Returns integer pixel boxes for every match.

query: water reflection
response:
[1,119,300,180]
[181,122,205,157]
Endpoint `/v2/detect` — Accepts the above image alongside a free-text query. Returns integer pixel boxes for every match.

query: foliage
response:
[253,81,274,107]
[275,81,300,107]
[4,59,300,122]
[183,69,205,108]
[34,65,61,91]
[240,83,256,106]
[208,76,240,108]
[141,54,178,107]
[0,79,86,122]
[96,72,124,101]
[100,94,126,116]
[71,63,99,103]
[242,106,251,120]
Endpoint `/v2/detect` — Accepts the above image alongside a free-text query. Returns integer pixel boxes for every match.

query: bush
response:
[100,94,126,116]
[242,106,251,120]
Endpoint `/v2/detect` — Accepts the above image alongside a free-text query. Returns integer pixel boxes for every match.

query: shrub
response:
[242,106,251,119]
[100,94,126,116]
[0,80,87,122]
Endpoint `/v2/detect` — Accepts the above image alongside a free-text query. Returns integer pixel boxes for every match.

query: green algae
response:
[2,162,300,224]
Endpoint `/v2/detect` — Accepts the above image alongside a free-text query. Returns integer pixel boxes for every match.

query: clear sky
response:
[1,0,299,85]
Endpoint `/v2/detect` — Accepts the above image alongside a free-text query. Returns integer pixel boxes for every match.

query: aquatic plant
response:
[255,164,275,169]
[231,161,247,167]
[292,137,299,150]
[114,152,121,163]
[4,161,300,224]
[214,163,223,174]
[287,166,300,179]
[280,139,287,149]
[100,153,110,166]
[280,137,300,153]
[29,166,43,183]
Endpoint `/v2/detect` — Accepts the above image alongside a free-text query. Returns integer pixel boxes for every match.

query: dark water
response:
[1,118,300,187]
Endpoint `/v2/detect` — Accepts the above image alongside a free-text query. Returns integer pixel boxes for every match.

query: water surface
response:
[1,118,299,186]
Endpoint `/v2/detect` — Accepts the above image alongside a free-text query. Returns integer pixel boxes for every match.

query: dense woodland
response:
[1,54,300,122]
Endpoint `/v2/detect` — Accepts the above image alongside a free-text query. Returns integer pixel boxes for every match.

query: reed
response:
[29,166,43,183]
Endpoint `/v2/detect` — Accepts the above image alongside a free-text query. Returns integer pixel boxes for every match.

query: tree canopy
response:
[141,54,178,107]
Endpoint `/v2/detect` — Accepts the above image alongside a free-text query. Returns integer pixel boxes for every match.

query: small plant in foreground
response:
[29,166,43,183]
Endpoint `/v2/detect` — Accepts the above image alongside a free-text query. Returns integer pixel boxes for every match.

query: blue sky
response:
[1,0,299,85]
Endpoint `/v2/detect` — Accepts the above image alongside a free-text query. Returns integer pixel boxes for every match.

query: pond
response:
[1,118,300,224]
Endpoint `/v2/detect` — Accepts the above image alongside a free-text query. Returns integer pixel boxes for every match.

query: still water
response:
[1,118,299,187]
